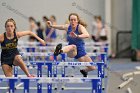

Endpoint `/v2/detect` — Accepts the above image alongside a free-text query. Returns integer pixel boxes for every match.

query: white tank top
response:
[100,28,106,36]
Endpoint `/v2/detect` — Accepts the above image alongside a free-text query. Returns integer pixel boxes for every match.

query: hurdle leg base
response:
[61,87,64,90]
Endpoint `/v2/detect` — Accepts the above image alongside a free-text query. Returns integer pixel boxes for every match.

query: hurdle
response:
[13,61,104,92]
[16,51,106,72]
[87,45,109,70]
[18,42,109,54]
[0,77,18,93]
[19,52,106,78]
[19,52,66,77]
[13,51,106,92]
[13,61,53,93]
[18,46,55,53]
[17,41,109,55]
[18,41,108,46]
[53,53,66,77]
[88,52,107,78]
[22,61,104,79]
[14,52,53,77]
[0,77,102,93]
[127,87,133,93]
[118,77,133,89]
[18,41,68,46]
[87,52,108,90]
[18,52,106,89]
[18,42,109,70]
[14,52,66,92]
[14,52,53,93]
[53,53,106,90]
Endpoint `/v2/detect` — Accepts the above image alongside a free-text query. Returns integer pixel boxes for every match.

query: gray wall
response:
[111,0,132,54]
[112,0,132,31]
[0,0,105,41]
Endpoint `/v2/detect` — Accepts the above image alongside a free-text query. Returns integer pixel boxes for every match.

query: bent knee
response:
[88,66,96,70]
[92,66,96,70]
[15,55,22,61]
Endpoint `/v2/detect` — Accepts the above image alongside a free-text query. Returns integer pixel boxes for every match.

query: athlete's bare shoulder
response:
[0,33,4,43]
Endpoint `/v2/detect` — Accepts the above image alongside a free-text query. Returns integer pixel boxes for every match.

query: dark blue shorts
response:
[74,46,87,59]
[1,49,19,67]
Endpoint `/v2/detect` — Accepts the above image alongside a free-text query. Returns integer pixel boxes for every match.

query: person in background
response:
[28,17,38,41]
[36,21,44,41]
[45,15,57,42]
[91,16,108,42]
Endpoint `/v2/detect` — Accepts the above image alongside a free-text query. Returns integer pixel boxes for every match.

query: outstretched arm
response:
[47,21,68,31]
[16,31,46,45]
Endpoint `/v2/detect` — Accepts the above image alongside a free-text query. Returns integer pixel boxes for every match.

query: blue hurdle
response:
[14,60,53,93]
[0,77,102,93]
[20,61,104,93]
[18,43,108,78]
[14,52,106,79]
[29,62,53,93]
[53,53,106,78]
[13,52,106,92]
[53,53,66,77]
